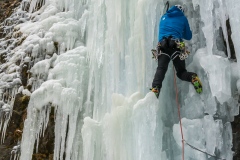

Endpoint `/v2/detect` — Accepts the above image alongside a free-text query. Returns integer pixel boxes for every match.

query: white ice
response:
[0,0,239,160]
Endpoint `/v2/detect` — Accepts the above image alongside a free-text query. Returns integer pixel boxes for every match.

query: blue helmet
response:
[175,5,185,13]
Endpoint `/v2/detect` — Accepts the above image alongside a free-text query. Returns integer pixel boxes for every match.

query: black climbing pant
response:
[152,47,196,89]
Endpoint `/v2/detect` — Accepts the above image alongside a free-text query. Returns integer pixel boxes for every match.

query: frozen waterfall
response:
[0,0,239,159]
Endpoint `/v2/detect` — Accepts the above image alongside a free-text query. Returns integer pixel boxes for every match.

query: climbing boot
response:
[191,75,202,94]
[151,87,160,98]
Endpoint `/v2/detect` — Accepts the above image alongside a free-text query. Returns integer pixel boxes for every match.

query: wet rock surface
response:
[0,0,21,24]
[0,93,29,160]
[0,93,55,160]
[32,108,55,160]
[0,1,54,159]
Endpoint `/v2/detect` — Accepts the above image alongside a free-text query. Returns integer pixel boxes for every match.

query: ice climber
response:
[151,5,202,98]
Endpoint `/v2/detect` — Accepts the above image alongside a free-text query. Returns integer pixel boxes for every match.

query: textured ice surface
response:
[199,50,232,104]
[82,92,162,160]
[0,0,239,159]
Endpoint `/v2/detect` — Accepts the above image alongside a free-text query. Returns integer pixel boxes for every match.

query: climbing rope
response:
[184,140,226,160]
[173,68,185,160]
[172,68,226,160]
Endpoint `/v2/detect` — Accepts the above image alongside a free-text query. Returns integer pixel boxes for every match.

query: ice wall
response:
[0,0,239,159]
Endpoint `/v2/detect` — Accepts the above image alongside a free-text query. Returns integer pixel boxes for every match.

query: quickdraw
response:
[175,41,190,60]
[151,48,161,60]
[179,52,189,60]
[151,43,162,60]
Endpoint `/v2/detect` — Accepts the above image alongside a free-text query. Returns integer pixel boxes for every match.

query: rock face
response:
[0,0,21,23]
[0,93,55,160]
[0,1,25,159]
[0,93,29,160]
[0,1,54,159]
[31,108,55,160]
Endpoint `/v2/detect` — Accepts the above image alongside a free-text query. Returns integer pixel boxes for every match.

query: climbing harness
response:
[173,68,226,160]
[151,42,170,60]
[151,40,190,61]
[171,51,180,60]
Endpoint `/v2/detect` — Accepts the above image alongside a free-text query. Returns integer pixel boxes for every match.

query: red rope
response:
[173,67,185,160]
[172,68,226,160]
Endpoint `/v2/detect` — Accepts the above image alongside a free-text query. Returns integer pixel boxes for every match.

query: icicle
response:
[10,144,21,160]
[0,104,11,143]
[33,104,52,153]
[29,0,42,13]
